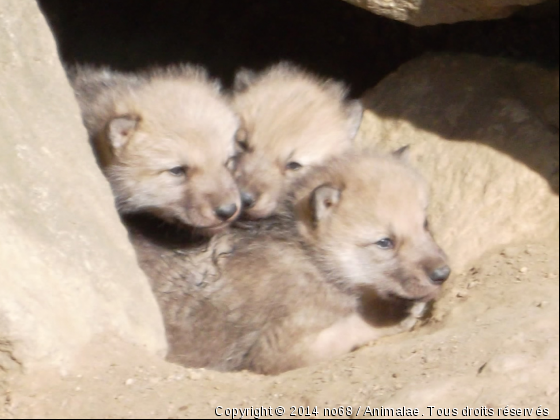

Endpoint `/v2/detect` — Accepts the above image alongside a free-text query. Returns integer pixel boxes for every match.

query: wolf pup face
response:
[296,151,451,302]
[75,66,242,233]
[232,63,362,219]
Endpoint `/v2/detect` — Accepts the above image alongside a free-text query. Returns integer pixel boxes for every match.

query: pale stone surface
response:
[343,0,548,26]
[358,54,559,271]
[0,0,167,372]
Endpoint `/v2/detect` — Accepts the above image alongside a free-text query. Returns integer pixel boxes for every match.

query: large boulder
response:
[343,0,549,26]
[0,0,167,373]
[358,54,559,271]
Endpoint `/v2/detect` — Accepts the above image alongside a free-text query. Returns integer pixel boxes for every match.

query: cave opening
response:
[38,0,558,97]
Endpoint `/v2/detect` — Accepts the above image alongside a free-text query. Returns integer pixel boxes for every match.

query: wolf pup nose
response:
[429,265,452,285]
[240,191,257,209]
[214,203,239,221]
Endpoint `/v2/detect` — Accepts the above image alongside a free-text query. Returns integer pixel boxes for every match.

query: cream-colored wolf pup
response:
[231,63,363,219]
[160,150,451,375]
[70,65,241,233]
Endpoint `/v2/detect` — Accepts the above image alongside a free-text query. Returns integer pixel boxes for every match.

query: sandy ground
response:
[1,235,557,419]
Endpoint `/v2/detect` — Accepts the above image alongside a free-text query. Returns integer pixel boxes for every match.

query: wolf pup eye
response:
[236,140,249,153]
[375,238,395,250]
[286,162,303,171]
[235,129,250,152]
[168,166,187,177]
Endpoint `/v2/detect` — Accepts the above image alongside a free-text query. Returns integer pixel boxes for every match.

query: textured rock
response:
[343,0,548,26]
[0,0,167,372]
[358,54,559,270]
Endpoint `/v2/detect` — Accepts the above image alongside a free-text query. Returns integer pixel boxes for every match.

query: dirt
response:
[1,235,557,419]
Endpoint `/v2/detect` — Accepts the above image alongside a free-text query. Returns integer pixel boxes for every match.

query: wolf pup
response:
[70,65,242,233]
[231,63,363,219]
[163,150,451,375]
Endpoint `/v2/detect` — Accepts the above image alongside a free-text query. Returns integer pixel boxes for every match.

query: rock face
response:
[343,0,548,26]
[358,54,559,271]
[0,0,167,373]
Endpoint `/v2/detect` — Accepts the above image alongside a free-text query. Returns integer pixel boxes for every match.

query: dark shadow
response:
[359,289,416,328]
[121,213,209,250]
[37,0,558,191]
[38,0,558,97]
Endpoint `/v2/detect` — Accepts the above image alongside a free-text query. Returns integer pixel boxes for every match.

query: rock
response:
[342,0,548,26]
[358,54,559,271]
[0,0,167,373]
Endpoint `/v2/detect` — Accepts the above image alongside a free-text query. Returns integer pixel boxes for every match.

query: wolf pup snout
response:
[428,265,452,285]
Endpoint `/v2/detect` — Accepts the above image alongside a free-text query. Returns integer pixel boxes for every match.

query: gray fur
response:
[141,152,449,375]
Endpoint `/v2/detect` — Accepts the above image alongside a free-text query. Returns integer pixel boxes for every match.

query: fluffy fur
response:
[69,65,241,232]
[144,151,450,375]
[231,63,363,219]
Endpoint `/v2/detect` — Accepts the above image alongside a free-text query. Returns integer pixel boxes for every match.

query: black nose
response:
[429,265,451,285]
[214,203,238,221]
[241,192,256,209]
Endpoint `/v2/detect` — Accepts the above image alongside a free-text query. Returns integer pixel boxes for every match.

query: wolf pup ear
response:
[234,69,258,92]
[393,145,411,161]
[108,115,140,150]
[346,100,364,141]
[311,184,342,224]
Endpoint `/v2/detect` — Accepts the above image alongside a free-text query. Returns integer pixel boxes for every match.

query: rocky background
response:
[0,0,166,375]
[1,0,558,418]
[343,0,556,26]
